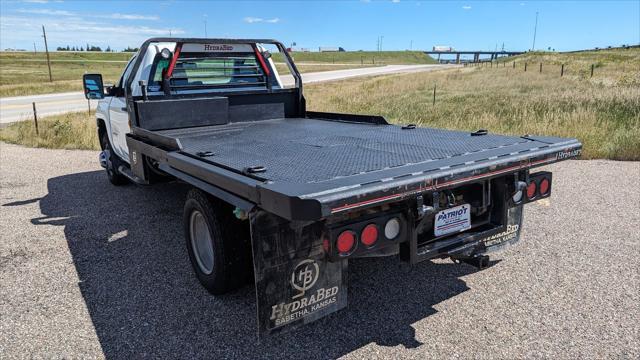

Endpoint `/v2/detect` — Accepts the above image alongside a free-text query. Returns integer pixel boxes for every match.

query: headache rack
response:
[163,46,273,92]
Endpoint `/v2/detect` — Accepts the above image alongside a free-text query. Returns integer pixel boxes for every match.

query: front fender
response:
[95,97,114,149]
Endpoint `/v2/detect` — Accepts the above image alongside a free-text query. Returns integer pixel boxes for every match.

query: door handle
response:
[121,107,127,112]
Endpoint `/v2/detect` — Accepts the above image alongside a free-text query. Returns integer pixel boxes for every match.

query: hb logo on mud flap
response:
[291,259,319,298]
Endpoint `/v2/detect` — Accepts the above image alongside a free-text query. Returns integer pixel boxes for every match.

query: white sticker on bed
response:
[434,203,471,237]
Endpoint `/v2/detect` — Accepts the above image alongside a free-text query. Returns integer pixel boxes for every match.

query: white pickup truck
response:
[84,37,582,337]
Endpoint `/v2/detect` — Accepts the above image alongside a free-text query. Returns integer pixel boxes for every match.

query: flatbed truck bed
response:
[129,114,580,221]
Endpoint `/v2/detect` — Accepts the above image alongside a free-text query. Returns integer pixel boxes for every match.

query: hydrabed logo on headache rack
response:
[269,259,339,328]
[204,44,234,52]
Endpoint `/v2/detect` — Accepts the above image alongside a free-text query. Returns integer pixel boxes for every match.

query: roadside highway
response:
[0,64,455,125]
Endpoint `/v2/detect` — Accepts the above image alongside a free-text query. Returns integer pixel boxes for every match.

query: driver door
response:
[108,55,136,162]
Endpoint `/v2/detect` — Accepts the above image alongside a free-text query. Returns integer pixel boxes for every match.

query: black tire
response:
[100,132,128,186]
[183,188,252,295]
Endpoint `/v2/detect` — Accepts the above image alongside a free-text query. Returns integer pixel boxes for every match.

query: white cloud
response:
[101,13,160,21]
[243,17,280,24]
[22,0,52,3]
[0,14,183,50]
[16,8,158,21]
[462,5,472,10]
[392,0,400,3]
[17,8,75,16]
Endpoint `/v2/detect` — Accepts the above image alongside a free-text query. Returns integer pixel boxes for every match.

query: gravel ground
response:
[1,142,638,359]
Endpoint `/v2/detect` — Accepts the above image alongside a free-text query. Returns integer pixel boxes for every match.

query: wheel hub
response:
[189,210,214,275]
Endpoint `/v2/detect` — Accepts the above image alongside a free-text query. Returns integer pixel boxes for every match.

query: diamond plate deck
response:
[157,118,531,184]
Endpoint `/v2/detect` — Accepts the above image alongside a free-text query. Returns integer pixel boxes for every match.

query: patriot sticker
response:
[434,204,471,237]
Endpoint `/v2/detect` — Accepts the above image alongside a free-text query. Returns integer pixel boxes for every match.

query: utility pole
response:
[42,25,52,82]
[532,11,539,51]
[203,16,208,37]
[410,40,413,50]
[33,42,36,54]
[380,36,384,51]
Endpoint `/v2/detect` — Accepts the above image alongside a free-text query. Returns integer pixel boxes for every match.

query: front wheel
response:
[100,132,128,186]
[183,188,252,295]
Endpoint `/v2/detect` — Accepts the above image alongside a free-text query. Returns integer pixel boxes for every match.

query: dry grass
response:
[0,111,99,150]
[305,49,640,160]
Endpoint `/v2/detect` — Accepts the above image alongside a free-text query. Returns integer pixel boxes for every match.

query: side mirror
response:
[83,74,105,100]
[262,50,272,60]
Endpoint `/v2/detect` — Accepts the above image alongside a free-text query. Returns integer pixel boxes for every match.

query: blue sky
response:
[1,0,638,52]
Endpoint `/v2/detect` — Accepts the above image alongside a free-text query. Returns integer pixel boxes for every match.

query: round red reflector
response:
[361,224,378,247]
[539,178,550,195]
[526,181,537,199]
[337,231,356,254]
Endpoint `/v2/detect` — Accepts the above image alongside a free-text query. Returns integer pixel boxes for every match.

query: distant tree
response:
[123,47,139,52]
[72,46,76,51]
[66,45,70,51]
[105,46,111,52]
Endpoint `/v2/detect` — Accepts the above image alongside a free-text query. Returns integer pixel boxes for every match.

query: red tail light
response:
[539,178,550,195]
[361,224,378,247]
[337,231,356,254]
[526,181,537,199]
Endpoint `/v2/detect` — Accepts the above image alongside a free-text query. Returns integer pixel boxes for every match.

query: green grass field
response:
[2,48,638,160]
[273,50,436,65]
[0,50,433,97]
[0,51,133,97]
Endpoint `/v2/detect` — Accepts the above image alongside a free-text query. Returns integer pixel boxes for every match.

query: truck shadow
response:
[34,170,488,359]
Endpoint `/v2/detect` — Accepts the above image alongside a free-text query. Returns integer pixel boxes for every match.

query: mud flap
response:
[249,210,348,337]
[480,204,524,254]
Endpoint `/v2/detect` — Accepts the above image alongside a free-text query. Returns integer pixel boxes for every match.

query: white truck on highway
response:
[84,37,582,337]
[433,46,455,52]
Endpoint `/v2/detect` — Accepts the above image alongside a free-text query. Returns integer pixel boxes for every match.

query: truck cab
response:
[91,41,288,182]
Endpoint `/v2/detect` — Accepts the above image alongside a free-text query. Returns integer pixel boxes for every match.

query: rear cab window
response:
[148,43,277,93]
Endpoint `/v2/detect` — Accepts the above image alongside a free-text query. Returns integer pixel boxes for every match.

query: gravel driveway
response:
[1,142,638,359]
